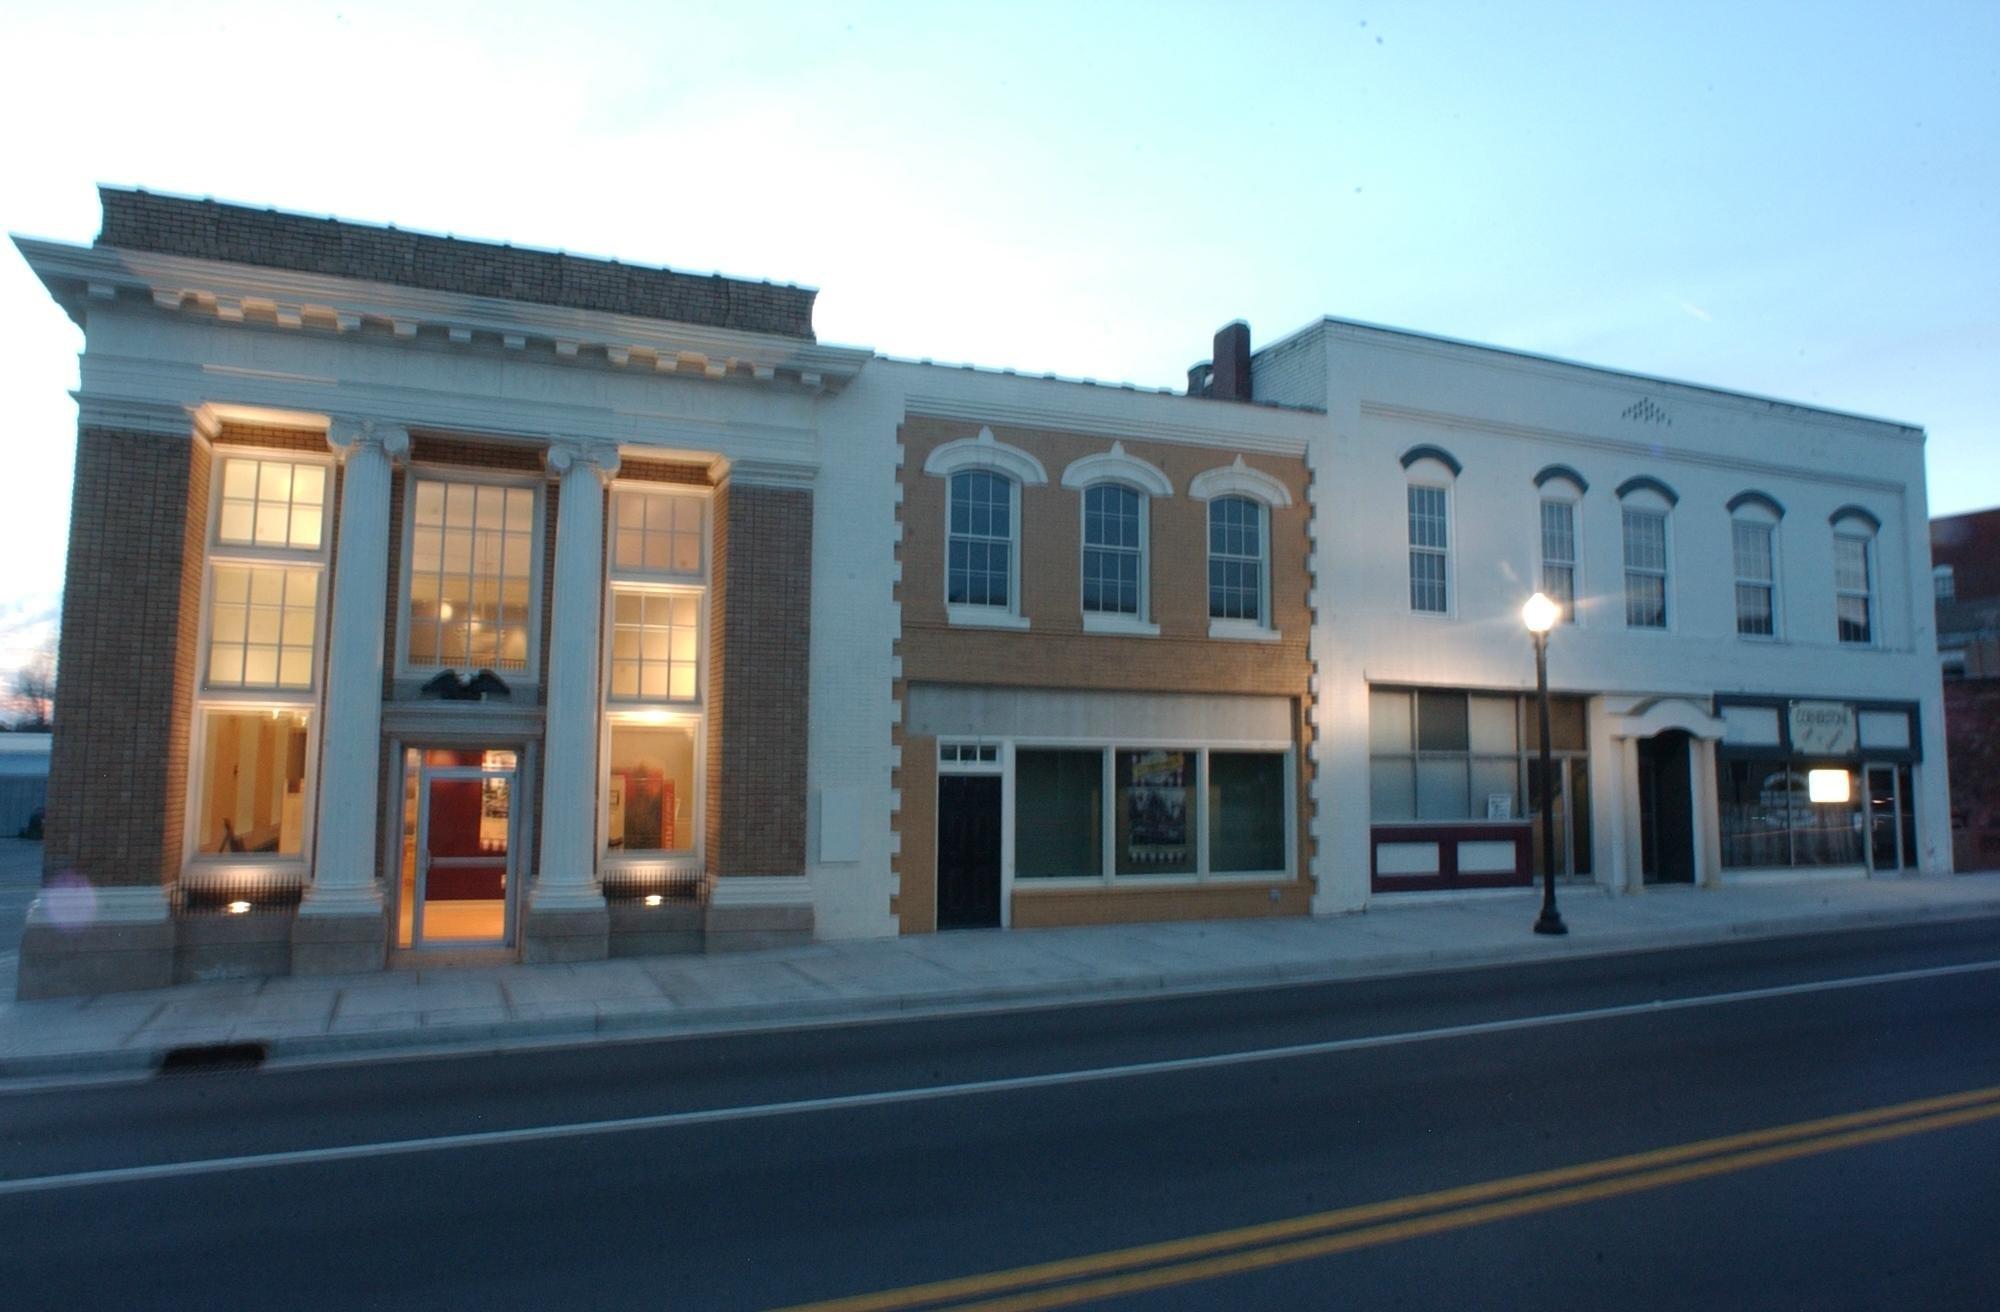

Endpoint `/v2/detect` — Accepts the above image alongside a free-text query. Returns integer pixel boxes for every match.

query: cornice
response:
[15,237,872,396]
[902,388,1313,457]
[1360,401,1907,495]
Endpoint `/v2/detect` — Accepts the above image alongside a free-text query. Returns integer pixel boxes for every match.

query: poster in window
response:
[1125,750,1189,867]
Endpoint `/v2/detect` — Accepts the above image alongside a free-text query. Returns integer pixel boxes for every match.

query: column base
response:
[704,875,815,953]
[522,902,610,964]
[290,907,388,977]
[15,885,176,1000]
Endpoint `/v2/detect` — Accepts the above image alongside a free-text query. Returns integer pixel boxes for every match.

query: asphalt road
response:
[4,917,1999,1310]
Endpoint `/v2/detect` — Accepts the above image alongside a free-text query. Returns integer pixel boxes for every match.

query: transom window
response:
[613,488,703,576]
[406,478,537,672]
[1836,533,1874,644]
[1539,499,1576,622]
[609,591,700,701]
[208,564,318,689]
[1208,496,1265,622]
[1082,484,1143,616]
[948,470,1014,608]
[217,456,326,550]
[1733,520,1777,638]
[1408,486,1449,614]
[1622,508,1669,629]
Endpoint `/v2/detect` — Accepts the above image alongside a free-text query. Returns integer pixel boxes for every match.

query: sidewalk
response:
[6,870,2000,1081]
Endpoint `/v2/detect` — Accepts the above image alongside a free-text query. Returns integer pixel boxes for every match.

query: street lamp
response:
[1522,592,1568,936]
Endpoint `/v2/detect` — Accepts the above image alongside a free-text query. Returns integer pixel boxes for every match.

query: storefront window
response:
[1210,753,1285,872]
[196,710,310,856]
[1015,750,1102,878]
[606,722,696,854]
[1718,759,1863,868]
[1115,749,1196,876]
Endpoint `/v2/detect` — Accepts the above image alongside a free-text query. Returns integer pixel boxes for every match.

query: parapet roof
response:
[95,187,818,341]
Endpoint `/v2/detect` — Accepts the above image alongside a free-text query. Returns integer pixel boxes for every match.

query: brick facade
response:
[891,416,1317,932]
[706,482,814,876]
[98,188,818,341]
[41,427,208,889]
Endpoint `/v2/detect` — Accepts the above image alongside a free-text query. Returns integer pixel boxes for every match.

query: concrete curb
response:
[7,896,1998,1084]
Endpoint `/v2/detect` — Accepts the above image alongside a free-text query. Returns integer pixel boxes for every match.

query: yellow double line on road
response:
[778,1083,2000,1312]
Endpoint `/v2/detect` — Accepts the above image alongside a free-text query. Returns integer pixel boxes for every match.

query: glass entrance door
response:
[1866,763,1918,874]
[399,748,517,948]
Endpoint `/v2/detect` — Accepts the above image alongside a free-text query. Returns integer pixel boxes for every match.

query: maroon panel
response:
[1370,824,1533,893]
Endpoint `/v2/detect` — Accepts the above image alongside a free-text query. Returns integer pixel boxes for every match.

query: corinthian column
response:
[294,419,409,973]
[524,438,620,961]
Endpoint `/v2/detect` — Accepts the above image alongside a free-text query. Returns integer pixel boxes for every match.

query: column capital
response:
[327,418,412,464]
[544,438,622,483]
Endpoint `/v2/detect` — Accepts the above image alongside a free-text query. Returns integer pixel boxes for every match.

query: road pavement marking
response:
[781,1086,2000,1312]
[1,956,1997,1196]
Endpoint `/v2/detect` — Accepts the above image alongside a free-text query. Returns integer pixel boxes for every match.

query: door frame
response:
[1863,761,1911,875]
[389,741,532,952]
[936,740,1008,930]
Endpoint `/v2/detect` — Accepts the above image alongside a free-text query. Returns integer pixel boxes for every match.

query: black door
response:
[1639,731,1695,884]
[937,775,1002,929]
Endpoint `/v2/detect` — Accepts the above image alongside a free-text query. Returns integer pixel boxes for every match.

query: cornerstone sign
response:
[1788,701,1857,755]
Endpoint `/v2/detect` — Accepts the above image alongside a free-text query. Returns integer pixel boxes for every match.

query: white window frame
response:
[1934,565,1955,605]
[943,468,1028,630]
[1620,501,1673,631]
[598,483,711,881]
[1731,514,1782,641]
[1078,482,1159,636]
[1205,495,1273,641]
[1003,737,1297,900]
[1407,482,1453,617]
[1835,528,1877,647]
[1538,493,1582,626]
[183,444,335,881]
[394,464,547,685]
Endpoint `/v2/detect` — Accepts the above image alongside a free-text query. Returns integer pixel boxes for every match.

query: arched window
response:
[1830,506,1881,646]
[947,469,1016,611]
[1727,492,1784,639]
[1616,477,1678,630]
[1402,449,1460,616]
[1534,467,1587,624]
[1208,496,1266,625]
[1082,483,1144,619]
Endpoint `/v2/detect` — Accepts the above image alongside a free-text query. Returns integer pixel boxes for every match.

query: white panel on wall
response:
[1721,705,1781,747]
[1375,842,1441,876]
[817,788,860,863]
[1457,840,1518,874]
[1858,711,1911,750]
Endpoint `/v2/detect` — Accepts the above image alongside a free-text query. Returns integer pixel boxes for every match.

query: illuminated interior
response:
[398,747,515,947]
[198,709,310,854]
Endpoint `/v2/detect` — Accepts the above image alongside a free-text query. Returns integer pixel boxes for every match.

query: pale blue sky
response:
[2,0,1995,682]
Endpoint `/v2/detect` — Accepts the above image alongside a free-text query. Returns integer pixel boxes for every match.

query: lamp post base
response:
[1533,908,1569,935]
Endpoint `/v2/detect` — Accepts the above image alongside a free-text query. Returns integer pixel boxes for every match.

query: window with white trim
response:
[1208,496,1266,623]
[602,486,708,864]
[1408,484,1450,614]
[1733,518,1777,638]
[191,449,332,866]
[947,470,1015,610]
[405,477,538,673]
[1082,484,1144,616]
[1622,507,1669,629]
[1539,498,1577,623]
[1835,531,1875,645]
[1934,565,1955,604]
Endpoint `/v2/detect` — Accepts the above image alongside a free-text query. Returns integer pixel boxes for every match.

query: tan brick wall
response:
[44,427,208,888]
[891,415,1317,932]
[707,482,813,876]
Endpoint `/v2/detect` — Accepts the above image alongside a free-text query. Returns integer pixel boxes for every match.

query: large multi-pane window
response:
[603,487,707,865]
[1539,499,1576,622]
[1622,508,1669,629]
[1208,496,1266,623]
[1733,519,1777,638]
[1082,484,1143,616]
[947,470,1014,609]
[406,478,537,672]
[1408,485,1449,614]
[193,450,331,869]
[1835,532,1874,644]
[1013,745,1290,881]
[1717,759,1862,868]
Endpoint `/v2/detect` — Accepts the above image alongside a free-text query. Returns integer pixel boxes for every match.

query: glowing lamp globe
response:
[1522,592,1560,635]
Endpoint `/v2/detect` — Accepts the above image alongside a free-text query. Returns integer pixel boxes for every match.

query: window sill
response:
[1208,619,1279,643]
[1083,613,1160,637]
[948,605,1031,631]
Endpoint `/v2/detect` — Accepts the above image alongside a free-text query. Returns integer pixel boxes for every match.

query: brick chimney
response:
[1209,321,1252,402]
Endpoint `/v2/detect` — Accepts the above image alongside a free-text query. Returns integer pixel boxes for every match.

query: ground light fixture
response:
[1522,592,1568,936]
[226,900,251,915]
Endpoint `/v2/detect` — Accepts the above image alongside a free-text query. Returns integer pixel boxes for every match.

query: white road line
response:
[3,956,1998,1198]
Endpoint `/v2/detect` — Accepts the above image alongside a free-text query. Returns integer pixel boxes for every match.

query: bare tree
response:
[8,643,55,730]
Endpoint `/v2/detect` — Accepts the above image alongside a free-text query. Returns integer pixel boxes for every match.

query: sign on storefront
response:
[1788,701,1857,756]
